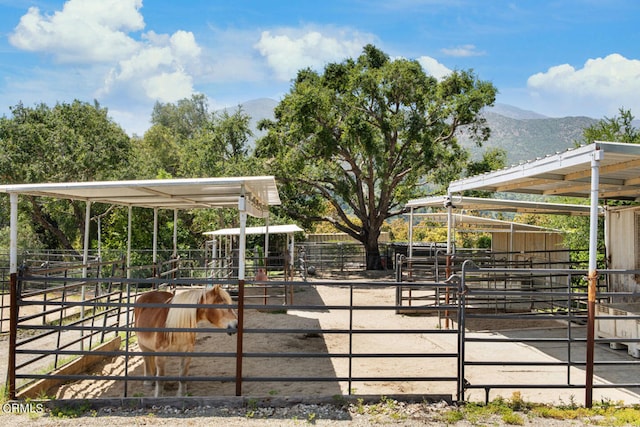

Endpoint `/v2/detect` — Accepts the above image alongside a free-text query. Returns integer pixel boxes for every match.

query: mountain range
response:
[228,98,601,166]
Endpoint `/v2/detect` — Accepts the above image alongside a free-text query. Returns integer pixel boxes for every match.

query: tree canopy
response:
[0,96,260,256]
[0,100,132,251]
[256,45,498,268]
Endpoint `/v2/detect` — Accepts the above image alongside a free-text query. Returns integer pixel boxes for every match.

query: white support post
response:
[238,195,247,280]
[153,208,158,265]
[83,201,91,277]
[408,207,414,258]
[81,201,91,349]
[9,193,18,274]
[127,206,132,279]
[588,150,602,275]
[446,196,453,255]
[264,216,270,267]
[289,233,295,273]
[173,209,178,258]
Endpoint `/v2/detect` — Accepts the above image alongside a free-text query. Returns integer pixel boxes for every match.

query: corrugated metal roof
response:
[0,176,281,218]
[448,141,640,200]
[203,224,303,237]
[416,213,563,233]
[406,195,596,216]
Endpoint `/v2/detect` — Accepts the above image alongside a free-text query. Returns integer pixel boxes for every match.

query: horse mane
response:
[164,288,205,346]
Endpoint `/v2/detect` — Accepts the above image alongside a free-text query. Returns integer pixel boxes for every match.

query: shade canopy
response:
[0,176,281,218]
[406,195,597,216]
[415,212,562,233]
[448,141,640,200]
[204,224,303,237]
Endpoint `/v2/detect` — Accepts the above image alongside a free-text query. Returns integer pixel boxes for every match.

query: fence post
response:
[235,279,245,396]
[8,272,17,399]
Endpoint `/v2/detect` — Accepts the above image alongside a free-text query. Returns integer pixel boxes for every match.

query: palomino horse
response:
[134,285,238,397]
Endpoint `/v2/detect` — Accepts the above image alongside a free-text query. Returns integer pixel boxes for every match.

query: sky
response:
[0,0,639,136]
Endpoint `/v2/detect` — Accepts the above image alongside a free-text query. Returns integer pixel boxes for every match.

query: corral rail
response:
[4,265,640,407]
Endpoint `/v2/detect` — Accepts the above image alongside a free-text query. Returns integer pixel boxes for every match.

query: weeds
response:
[49,400,91,418]
[437,392,640,426]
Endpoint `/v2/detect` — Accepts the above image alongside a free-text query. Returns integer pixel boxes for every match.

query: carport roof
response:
[204,224,303,237]
[406,195,596,216]
[448,141,640,201]
[0,176,281,217]
[415,212,563,233]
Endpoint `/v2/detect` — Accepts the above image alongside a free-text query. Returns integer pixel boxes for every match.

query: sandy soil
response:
[4,274,640,406]
[54,282,459,399]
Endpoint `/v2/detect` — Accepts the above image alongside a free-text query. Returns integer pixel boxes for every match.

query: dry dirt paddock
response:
[6,276,640,406]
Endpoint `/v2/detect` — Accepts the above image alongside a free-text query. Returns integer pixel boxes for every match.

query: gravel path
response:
[0,398,597,426]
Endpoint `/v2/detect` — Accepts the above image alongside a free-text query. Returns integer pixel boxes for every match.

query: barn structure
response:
[1,176,281,280]
[444,140,640,405]
[0,176,281,399]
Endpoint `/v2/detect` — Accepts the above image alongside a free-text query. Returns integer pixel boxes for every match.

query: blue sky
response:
[1,0,639,136]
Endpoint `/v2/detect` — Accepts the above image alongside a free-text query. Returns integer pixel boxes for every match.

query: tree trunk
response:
[364,239,382,270]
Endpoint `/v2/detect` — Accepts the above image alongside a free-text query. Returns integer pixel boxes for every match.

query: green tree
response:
[0,100,132,251]
[256,45,497,269]
[121,96,261,258]
[581,108,640,145]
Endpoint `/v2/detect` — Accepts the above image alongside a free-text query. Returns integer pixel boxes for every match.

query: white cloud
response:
[527,54,640,117]
[143,70,194,103]
[10,0,202,106]
[441,44,485,57]
[416,56,451,80]
[9,0,144,63]
[255,28,376,81]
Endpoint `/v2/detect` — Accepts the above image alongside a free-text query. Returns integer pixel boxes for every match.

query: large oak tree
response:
[257,45,497,269]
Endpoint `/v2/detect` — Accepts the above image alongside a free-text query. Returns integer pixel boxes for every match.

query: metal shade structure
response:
[406,195,595,216]
[204,224,304,277]
[446,141,640,407]
[404,195,580,259]
[0,176,280,216]
[448,141,640,201]
[414,212,563,233]
[203,224,303,237]
[1,176,281,279]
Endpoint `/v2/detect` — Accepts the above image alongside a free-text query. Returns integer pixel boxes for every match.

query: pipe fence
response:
[4,263,640,407]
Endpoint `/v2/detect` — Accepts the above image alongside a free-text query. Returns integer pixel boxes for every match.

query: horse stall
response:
[445,141,640,406]
[595,204,640,357]
[0,177,281,400]
[203,223,304,304]
[398,196,588,314]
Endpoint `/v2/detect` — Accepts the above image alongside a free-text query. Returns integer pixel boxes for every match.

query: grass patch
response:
[49,400,92,418]
[438,392,640,426]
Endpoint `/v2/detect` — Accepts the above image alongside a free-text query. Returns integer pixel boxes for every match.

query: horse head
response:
[201,285,238,334]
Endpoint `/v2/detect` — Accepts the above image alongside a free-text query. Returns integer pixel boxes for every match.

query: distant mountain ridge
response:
[228,99,599,165]
[463,108,598,165]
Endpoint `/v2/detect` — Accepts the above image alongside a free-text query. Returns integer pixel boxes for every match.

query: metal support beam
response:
[585,148,602,408]
[9,193,18,274]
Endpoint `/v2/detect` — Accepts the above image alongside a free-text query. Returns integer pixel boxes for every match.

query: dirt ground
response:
[54,280,458,400]
[4,273,640,406]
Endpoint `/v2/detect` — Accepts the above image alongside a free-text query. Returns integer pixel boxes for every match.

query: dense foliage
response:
[0,96,260,259]
[256,45,498,268]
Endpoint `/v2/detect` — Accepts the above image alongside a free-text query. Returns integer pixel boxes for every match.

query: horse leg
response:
[177,356,192,396]
[155,355,166,398]
[138,343,155,387]
[143,355,156,387]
